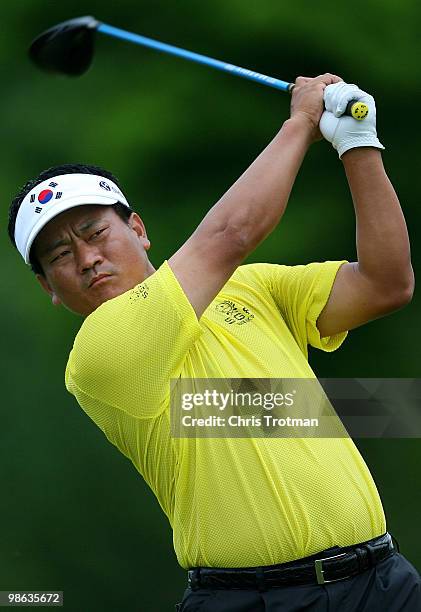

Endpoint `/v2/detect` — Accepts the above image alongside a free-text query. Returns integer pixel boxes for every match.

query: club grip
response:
[345,99,369,120]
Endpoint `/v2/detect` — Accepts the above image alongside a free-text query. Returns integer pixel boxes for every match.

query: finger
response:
[337,87,366,111]
[314,73,343,86]
[325,83,364,116]
[294,76,313,87]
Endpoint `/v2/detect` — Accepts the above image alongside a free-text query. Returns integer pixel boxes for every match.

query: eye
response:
[51,250,70,263]
[90,228,107,240]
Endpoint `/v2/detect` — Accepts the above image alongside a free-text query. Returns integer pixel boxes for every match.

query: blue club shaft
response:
[97,23,293,92]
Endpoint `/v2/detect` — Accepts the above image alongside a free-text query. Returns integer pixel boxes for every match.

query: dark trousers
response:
[175,552,421,611]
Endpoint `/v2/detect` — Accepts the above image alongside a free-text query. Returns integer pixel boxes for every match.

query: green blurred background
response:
[1,1,420,610]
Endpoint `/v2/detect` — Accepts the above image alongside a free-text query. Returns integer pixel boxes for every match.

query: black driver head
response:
[29,16,100,76]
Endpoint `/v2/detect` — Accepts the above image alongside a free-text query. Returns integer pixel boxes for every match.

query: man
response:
[8,74,420,611]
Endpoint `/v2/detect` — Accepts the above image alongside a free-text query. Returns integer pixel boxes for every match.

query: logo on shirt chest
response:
[214,300,255,326]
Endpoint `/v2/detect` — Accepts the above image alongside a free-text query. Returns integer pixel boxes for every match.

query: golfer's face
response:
[33,205,151,316]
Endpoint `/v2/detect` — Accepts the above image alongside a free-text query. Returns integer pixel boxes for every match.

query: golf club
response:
[29,16,368,120]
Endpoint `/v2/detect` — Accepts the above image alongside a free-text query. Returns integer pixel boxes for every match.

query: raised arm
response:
[169,73,341,318]
[317,148,414,336]
[315,84,414,338]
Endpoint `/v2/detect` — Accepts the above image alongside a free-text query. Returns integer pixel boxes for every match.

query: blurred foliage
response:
[1,1,420,610]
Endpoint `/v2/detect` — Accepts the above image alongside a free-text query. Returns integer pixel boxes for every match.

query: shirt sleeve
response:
[65,260,203,420]
[240,260,349,355]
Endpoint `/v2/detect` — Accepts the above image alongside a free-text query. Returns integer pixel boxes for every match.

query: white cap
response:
[14,173,131,264]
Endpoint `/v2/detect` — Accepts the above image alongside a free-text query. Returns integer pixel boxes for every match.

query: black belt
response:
[187,532,395,590]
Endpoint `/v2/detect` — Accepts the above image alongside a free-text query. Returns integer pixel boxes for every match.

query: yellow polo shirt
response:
[65,260,386,569]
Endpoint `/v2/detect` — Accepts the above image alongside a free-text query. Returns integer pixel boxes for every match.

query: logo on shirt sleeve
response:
[129,282,150,302]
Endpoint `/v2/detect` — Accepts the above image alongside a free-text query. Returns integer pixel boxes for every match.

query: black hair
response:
[8,163,135,276]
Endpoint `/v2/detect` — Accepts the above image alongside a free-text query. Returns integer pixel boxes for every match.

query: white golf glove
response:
[320,82,384,158]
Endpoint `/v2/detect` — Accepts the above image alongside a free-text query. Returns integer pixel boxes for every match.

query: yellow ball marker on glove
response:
[320,82,384,157]
[347,100,369,120]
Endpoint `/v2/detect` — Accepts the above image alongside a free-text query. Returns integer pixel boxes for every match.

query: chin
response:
[69,278,142,317]
[93,280,136,309]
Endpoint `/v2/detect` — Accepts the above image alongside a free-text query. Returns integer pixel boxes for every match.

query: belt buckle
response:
[188,569,200,590]
[314,552,349,585]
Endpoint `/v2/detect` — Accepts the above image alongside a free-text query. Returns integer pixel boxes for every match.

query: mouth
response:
[89,274,112,288]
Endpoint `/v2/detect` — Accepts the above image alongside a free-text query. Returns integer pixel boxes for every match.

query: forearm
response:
[342,148,414,293]
[202,115,313,254]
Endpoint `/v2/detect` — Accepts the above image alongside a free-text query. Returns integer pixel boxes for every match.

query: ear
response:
[129,212,151,251]
[36,274,62,306]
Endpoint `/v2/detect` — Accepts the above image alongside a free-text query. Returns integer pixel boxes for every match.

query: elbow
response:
[385,270,415,311]
[396,282,415,308]
[398,265,415,305]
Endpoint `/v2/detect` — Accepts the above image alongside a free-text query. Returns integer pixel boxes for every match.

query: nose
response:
[75,241,104,273]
